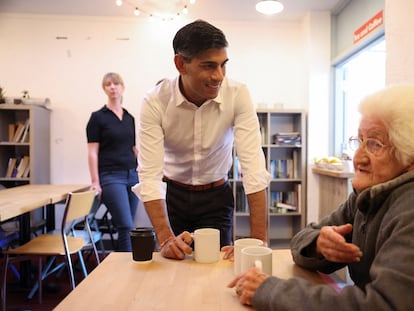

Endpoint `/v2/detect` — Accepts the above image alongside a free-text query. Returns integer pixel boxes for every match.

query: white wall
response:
[385,0,414,84]
[0,14,307,182]
[303,12,331,223]
[0,13,332,226]
[332,0,384,58]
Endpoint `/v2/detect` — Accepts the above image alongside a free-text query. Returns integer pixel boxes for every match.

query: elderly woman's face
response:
[352,116,407,192]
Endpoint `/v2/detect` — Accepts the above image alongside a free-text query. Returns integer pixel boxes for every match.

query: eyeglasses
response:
[348,136,388,156]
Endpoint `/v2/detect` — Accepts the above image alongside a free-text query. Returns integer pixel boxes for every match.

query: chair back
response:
[62,190,98,227]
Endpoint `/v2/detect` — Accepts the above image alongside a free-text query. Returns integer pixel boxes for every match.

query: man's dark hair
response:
[173,20,228,60]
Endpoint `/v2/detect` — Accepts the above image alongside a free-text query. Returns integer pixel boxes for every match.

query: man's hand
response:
[221,245,234,260]
[160,231,193,260]
[316,224,362,263]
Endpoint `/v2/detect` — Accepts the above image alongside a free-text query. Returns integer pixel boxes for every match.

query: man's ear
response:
[174,54,187,74]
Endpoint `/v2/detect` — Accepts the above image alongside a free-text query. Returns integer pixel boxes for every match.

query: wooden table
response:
[55,250,331,311]
[0,184,90,222]
[0,184,89,285]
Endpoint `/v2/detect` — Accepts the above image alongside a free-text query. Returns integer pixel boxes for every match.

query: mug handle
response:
[254,260,262,272]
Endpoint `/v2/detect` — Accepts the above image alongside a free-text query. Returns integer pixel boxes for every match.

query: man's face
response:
[176,48,228,106]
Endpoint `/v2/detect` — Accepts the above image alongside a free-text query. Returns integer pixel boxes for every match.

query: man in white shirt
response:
[133,20,270,260]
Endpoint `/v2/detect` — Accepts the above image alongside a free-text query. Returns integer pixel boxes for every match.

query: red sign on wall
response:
[353,10,383,44]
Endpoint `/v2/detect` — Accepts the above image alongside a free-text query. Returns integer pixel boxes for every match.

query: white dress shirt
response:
[133,76,270,202]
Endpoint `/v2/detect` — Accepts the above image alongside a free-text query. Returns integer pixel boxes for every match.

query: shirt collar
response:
[174,76,225,111]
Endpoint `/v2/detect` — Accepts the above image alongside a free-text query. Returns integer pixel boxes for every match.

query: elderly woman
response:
[229,84,414,310]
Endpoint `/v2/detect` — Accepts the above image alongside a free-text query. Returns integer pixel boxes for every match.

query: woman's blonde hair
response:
[359,84,414,167]
[102,72,124,89]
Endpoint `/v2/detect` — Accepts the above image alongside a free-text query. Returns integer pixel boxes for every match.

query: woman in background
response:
[86,72,139,251]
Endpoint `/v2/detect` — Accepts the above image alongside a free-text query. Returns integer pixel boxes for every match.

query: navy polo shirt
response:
[86,106,137,172]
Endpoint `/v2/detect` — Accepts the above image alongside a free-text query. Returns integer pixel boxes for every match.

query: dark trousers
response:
[165,180,234,247]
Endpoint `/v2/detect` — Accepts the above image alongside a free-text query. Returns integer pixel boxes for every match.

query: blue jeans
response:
[100,169,139,251]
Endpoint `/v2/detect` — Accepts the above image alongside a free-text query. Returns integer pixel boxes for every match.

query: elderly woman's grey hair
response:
[359,84,414,167]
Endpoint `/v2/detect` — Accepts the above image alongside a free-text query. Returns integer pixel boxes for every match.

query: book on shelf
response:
[270,187,301,213]
[295,183,302,212]
[20,120,30,142]
[272,132,301,146]
[12,123,25,142]
[276,202,297,211]
[234,156,243,180]
[15,156,30,178]
[5,158,17,178]
[10,119,30,143]
[22,160,31,178]
[8,124,16,141]
[235,184,249,213]
[270,159,294,179]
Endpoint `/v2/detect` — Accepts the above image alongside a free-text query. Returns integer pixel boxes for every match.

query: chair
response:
[0,224,20,280]
[26,193,105,300]
[72,197,107,257]
[1,190,99,309]
[75,204,117,251]
[94,205,118,251]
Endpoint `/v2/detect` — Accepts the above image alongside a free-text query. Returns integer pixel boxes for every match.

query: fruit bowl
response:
[315,162,327,169]
[314,156,343,170]
[326,162,344,171]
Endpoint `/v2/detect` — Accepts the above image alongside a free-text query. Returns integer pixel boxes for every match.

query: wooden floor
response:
[3,253,106,311]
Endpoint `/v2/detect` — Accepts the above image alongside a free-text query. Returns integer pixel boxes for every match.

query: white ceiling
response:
[0,0,350,22]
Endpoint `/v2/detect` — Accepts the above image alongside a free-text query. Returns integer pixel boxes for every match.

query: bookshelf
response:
[231,109,307,248]
[0,103,50,188]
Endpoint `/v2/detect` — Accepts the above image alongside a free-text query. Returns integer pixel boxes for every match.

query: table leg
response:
[18,212,32,287]
[46,203,55,232]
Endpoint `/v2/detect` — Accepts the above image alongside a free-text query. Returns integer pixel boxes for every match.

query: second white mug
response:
[240,246,273,275]
[234,238,264,275]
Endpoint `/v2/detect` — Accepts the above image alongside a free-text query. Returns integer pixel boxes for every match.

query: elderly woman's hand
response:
[316,224,362,263]
[228,267,269,306]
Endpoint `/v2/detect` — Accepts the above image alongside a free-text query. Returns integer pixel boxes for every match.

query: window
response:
[332,36,386,158]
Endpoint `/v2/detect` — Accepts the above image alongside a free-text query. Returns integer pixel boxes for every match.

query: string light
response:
[115,0,196,20]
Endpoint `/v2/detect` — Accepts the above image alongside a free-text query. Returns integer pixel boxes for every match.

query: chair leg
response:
[66,254,77,290]
[77,251,88,278]
[2,254,9,311]
[28,256,62,300]
[37,257,43,304]
[92,239,101,265]
[8,263,20,280]
[98,238,106,258]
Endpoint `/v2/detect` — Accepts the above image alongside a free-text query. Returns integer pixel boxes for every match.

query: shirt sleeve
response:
[86,112,100,143]
[132,94,167,202]
[233,84,271,194]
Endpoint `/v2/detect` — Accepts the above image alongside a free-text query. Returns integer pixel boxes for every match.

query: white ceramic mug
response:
[241,246,273,275]
[193,228,220,263]
[234,238,264,275]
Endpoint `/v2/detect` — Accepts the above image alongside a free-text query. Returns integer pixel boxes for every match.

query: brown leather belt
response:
[163,176,227,191]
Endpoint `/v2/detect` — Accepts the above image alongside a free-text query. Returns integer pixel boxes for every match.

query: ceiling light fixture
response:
[256,0,284,15]
[115,0,195,20]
